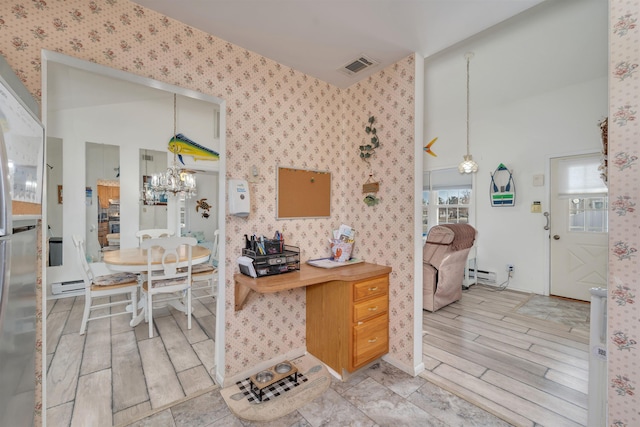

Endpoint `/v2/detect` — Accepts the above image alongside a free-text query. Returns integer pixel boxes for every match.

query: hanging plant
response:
[359,116,380,161]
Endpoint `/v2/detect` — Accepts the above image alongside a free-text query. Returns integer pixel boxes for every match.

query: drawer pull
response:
[368,306,378,311]
[368,287,378,291]
[368,337,378,343]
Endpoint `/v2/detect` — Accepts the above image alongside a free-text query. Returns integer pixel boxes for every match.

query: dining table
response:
[103,245,211,327]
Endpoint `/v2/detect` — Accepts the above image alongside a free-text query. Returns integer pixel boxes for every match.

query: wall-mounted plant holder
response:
[362,174,380,206]
[359,116,380,161]
[490,163,515,207]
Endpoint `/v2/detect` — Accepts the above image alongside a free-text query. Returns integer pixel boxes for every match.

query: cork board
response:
[277,167,331,219]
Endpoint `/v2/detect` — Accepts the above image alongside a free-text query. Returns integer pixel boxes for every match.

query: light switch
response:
[533,174,544,187]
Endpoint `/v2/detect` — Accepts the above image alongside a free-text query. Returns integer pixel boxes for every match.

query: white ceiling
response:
[133,0,546,88]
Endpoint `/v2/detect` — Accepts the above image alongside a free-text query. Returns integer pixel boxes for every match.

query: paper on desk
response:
[307,257,363,269]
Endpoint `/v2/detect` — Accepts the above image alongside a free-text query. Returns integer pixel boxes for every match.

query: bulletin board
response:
[277,166,331,219]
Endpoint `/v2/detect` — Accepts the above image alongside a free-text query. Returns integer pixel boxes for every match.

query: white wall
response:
[423,0,608,294]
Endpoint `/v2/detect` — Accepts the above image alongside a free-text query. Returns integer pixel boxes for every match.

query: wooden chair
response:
[191,229,219,301]
[135,228,174,245]
[72,235,139,335]
[140,236,197,338]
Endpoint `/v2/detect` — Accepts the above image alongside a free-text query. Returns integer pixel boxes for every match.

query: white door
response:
[549,154,608,301]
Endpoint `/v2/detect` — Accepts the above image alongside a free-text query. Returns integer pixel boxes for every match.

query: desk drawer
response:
[353,314,388,368]
[353,276,388,302]
[353,295,388,323]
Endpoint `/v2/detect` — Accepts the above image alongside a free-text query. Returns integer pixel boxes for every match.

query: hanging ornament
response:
[424,137,438,157]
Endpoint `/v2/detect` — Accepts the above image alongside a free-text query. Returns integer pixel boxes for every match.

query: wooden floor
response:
[45,291,217,427]
[421,284,590,427]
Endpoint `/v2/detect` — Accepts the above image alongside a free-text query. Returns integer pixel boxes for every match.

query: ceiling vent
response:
[339,55,378,76]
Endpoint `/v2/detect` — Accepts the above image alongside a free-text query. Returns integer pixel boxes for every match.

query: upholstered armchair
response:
[423,224,477,312]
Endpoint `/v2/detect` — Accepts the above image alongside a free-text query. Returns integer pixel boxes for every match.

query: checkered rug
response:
[220,354,331,421]
[236,373,308,403]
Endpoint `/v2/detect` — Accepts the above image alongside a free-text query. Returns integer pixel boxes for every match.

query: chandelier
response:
[458,52,479,174]
[143,94,197,204]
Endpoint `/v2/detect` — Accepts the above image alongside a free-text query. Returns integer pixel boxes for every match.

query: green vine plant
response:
[360,116,380,161]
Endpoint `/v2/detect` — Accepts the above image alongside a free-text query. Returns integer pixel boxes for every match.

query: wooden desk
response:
[234,262,391,311]
[234,262,392,375]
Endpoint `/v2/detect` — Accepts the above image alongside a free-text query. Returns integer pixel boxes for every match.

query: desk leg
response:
[235,282,252,311]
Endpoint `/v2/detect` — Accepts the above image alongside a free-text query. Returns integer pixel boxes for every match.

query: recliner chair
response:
[423,224,477,312]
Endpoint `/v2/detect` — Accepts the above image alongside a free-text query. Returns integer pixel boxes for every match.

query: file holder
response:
[241,244,300,277]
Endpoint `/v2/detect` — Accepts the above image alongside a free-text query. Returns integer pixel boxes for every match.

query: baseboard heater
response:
[468,268,497,285]
[51,280,85,296]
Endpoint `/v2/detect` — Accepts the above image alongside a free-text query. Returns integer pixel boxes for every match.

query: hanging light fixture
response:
[458,52,479,174]
[145,94,197,203]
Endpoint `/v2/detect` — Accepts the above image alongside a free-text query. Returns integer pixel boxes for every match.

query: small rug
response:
[220,354,331,422]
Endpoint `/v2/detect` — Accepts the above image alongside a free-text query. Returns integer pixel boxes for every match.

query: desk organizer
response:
[241,244,300,277]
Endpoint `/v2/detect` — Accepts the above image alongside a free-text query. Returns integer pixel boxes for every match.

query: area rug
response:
[220,354,331,422]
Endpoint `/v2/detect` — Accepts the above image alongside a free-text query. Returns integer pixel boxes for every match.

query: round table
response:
[103,245,211,326]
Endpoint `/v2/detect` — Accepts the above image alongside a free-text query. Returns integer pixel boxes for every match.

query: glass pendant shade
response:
[459,52,478,174]
[458,155,478,174]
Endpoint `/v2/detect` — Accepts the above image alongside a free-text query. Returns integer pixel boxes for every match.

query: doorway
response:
[549,153,608,301]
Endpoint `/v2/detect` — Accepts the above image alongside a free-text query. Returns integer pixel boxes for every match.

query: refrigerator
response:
[0,54,44,426]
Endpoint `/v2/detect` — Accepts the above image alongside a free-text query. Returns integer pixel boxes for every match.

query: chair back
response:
[211,229,220,267]
[72,235,94,288]
[141,236,197,289]
[136,228,175,245]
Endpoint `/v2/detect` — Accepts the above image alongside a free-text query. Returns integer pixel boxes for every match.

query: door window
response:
[569,196,608,233]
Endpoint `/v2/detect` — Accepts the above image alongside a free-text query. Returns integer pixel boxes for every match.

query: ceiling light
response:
[459,52,478,174]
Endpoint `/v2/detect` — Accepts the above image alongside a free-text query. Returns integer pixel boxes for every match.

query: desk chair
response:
[72,235,139,335]
[141,236,197,338]
[136,229,174,245]
[190,229,219,301]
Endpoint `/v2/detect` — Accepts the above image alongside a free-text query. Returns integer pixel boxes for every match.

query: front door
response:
[549,154,608,301]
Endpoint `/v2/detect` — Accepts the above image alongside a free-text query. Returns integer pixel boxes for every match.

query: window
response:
[569,196,608,233]
[556,154,608,233]
[436,188,471,224]
[423,168,473,234]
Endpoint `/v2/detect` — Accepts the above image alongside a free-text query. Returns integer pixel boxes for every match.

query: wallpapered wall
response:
[0,0,416,423]
[609,2,640,425]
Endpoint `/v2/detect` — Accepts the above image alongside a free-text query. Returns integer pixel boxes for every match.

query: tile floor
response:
[48,285,590,426]
[123,360,513,427]
[123,285,590,427]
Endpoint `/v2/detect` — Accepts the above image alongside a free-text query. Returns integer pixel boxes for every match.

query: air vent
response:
[339,55,378,76]
[141,153,154,161]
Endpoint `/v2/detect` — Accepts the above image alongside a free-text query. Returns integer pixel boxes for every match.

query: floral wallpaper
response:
[609,2,640,426]
[0,0,415,423]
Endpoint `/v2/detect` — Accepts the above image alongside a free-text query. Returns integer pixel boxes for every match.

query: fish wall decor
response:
[168,133,220,164]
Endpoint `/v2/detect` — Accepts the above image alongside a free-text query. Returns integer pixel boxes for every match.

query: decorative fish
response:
[168,133,220,164]
[424,137,438,157]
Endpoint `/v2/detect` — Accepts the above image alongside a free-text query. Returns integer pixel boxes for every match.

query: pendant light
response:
[146,94,197,202]
[458,52,479,174]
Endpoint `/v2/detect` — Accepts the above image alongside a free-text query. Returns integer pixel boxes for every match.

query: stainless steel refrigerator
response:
[0,54,44,427]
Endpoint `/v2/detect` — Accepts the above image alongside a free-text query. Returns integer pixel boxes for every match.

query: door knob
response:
[553,235,560,240]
